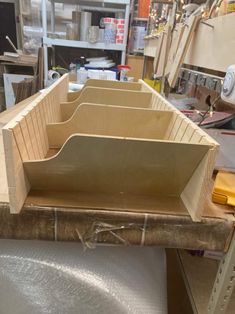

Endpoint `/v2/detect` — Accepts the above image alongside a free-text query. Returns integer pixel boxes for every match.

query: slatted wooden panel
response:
[2,74,69,213]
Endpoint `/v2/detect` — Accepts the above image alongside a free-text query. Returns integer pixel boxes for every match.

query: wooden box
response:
[2,75,219,221]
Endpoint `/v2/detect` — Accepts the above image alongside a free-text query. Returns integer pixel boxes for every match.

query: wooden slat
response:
[2,75,69,213]
[12,123,29,161]
[168,15,201,88]
[2,129,30,213]
[19,118,35,160]
[165,24,184,76]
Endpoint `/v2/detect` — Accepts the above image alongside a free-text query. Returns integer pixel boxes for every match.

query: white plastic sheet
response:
[0,240,167,314]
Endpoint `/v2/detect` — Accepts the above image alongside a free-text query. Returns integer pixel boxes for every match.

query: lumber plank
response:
[165,24,184,76]
[168,15,201,88]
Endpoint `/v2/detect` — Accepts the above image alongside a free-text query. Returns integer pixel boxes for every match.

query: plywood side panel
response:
[181,146,218,221]
[24,135,210,198]
[139,80,176,111]
[2,75,69,213]
[47,104,174,148]
[60,87,153,121]
[2,128,30,213]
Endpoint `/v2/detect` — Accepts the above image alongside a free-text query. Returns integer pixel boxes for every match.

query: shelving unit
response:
[41,0,130,85]
[178,248,235,314]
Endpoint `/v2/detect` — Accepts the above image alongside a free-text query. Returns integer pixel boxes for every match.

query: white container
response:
[80,12,92,41]
[88,69,116,80]
[132,26,146,50]
[104,23,117,44]
[77,67,88,84]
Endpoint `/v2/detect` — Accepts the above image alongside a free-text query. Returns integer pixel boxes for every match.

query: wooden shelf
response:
[43,37,126,51]
[184,13,235,72]
[178,250,235,314]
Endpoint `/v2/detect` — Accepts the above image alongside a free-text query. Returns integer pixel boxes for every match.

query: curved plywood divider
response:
[67,79,142,102]
[61,87,153,121]
[24,134,210,213]
[47,104,174,148]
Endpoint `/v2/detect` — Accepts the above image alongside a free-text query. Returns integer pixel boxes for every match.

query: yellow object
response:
[212,171,235,206]
[144,79,161,93]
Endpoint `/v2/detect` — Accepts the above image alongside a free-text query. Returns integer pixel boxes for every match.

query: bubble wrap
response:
[0,240,167,314]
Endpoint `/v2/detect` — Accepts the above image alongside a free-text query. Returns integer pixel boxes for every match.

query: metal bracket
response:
[208,231,235,313]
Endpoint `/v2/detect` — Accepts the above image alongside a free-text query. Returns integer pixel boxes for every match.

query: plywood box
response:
[2,75,219,221]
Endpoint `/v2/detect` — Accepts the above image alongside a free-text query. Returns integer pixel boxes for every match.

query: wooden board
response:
[144,36,162,58]
[47,104,174,148]
[24,134,210,197]
[126,55,145,81]
[67,79,142,101]
[165,24,184,76]
[61,87,153,121]
[2,75,69,213]
[168,15,201,88]
[184,13,235,72]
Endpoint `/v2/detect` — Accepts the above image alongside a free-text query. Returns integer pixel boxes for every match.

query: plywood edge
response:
[86,79,142,90]
[2,128,30,213]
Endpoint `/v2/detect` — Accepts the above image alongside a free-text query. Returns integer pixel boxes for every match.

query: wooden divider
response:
[47,104,173,148]
[24,134,210,200]
[67,79,142,101]
[61,87,153,121]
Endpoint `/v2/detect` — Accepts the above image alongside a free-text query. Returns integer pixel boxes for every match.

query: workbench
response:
[0,94,235,313]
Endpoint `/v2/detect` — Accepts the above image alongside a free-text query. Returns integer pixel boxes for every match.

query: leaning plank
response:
[61,87,153,121]
[47,104,174,148]
[165,24,184,76]
[168,15,201,87]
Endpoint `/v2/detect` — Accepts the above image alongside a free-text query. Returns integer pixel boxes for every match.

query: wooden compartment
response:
[68,79,142,102]
[2,74,219,221]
